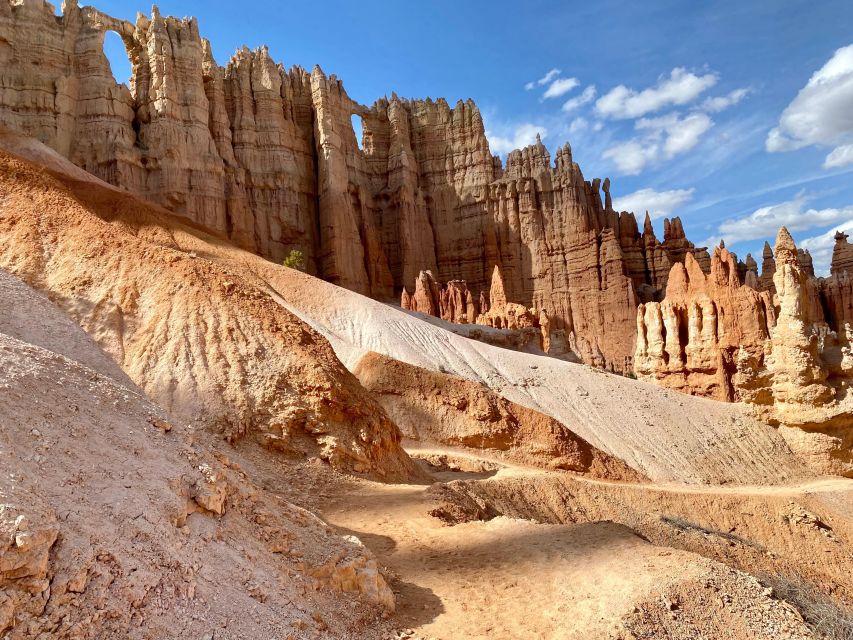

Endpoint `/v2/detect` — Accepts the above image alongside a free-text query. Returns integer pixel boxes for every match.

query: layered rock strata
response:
[0,0,714,373]
[636,227,853,476]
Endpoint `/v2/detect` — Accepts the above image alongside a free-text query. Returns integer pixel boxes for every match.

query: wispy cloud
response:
[541,77,578,99]
[595,67,718,119]
[486,122,548,156]
[525,68,561,91]
[824,142,853,168]
[568,117,588,134]
[766,44,853,168]
[602,112,713,175]
[680,163,853,219]
[701,88,750,113]
[562,85,597,112]
[611,187,695,219]
[712,191,853,248]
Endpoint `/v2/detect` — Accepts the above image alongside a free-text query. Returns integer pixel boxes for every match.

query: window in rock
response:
[351,114,365,151]
[103,30,132,86]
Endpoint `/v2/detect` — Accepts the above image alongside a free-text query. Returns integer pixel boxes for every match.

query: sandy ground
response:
[313,449,819,640]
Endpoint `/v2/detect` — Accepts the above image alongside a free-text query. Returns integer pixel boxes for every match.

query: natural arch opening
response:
[103,30,133,86]
[351,114,364,151]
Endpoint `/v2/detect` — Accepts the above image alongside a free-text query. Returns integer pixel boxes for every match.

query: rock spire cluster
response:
[636,227,853,475]
[0,0,713,373]
[0,1,850,387]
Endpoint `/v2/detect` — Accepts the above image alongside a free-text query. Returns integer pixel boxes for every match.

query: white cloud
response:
[766,44,853,168]
[568,117,588,134]
[595,67,718,119]
[602,140,659,175]
[602,112,714,175]
[561,85,597,112]
[638,112,713,156]
[701,88,750,112]
[486,122,548,156]
[716,192,853,245]
[823,143,853,168]
[611,187,695,219]
[525,68,561,91]
[800,219,853,275]
[543,77,579,99]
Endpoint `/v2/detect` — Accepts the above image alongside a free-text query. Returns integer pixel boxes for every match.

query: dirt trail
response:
[406,443,852,497]
[321,475,699,639]
[318,448,830,639]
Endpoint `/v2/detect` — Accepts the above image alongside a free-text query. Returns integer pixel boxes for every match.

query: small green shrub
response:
[283,249,306,271]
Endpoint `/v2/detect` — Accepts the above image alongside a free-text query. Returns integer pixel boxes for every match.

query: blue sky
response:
[97,0,853,274]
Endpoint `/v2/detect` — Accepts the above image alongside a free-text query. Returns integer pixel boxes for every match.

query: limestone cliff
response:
[0,0,714,374]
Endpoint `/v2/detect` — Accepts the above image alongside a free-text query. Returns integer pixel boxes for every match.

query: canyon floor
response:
[1,129,852,639]
[242,441,852,640]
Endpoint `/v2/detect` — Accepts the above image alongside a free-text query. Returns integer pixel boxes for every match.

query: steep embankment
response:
[0,268,397,639]
[0,130,418,481]
[353,351,643,481]
[0,128,811,485]
[214,267,809,486]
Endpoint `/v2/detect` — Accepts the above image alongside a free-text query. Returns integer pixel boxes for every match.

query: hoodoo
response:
[1,2,852,639]
[0,1,720,373]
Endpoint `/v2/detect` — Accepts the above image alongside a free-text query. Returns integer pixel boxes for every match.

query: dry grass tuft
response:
[757,574,853,640]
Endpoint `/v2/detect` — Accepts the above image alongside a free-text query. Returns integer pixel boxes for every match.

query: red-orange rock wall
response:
[0,0,709,373]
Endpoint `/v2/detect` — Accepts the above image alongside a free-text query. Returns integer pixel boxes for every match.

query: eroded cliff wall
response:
[0,0,760,373]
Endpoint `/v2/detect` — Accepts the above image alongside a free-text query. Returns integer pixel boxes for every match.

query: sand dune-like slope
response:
[0,129,806,485]
[205,267,808,486]
[0,268,397,639]
[0,130,417,481]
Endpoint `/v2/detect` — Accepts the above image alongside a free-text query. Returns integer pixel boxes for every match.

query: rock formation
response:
[0,0,711,374]
[759,241,776,295]
[636,227,853,476]
[401,270,477,324]
[635,248,775,401]
[353,351,644,480]
[831,231,853,276]
[0,130,421,482]
[401,265,567,355]
[476,266,538,331]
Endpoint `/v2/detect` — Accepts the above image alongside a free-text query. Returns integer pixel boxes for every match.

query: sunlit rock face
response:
[0,0,726,373]
[636,227,853,476]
